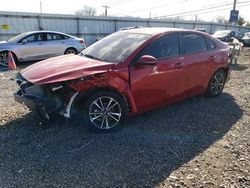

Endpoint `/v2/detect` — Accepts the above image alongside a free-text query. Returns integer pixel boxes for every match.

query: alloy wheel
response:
[0,52,8,67]
[210,71,225,95]
[89,96,122,130]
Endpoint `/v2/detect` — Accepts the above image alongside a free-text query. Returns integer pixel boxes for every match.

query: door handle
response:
[175,62,185,68]
[209,56,215,61]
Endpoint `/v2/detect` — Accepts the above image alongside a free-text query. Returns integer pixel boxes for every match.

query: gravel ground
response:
[0,48,250,188]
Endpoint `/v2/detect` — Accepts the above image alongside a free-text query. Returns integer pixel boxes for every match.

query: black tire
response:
[0,51,9,67]
[0,51,18,67]
[206,69,226,97]
[81,91,128,133]
[64,48,77,54]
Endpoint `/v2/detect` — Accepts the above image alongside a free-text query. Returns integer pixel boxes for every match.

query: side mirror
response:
[137,55,157,66]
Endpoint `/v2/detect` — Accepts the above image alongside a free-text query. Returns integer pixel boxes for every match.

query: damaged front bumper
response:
[14,89,38,110]
[14,88,52,120]
[13,73,78,120]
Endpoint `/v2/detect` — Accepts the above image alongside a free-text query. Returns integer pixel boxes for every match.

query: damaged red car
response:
[14,28,230,133]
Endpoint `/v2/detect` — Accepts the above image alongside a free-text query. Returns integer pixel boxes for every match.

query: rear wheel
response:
[206,69,226,97]
[64,48,77,54]
[81,91,127,133]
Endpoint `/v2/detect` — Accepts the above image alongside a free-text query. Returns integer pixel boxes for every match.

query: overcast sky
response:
[1,0,250,22]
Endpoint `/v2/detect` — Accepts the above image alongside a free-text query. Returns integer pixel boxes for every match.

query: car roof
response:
[120,27,200,35]
[23,30,71,36]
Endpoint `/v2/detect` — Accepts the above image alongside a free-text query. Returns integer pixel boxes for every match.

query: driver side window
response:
[133,33,179,64]
[21,34,36,43]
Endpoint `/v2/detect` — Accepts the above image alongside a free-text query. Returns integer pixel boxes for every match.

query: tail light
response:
[79,39,85,44]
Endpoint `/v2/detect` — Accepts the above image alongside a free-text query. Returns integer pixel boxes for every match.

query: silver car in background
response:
[0,31,86,66]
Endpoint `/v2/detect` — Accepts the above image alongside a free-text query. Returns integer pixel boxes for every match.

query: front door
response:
[17,33,46,61]
[129,33,190,112]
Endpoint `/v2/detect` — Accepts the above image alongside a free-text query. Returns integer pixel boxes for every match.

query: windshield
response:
[7,32,30,43]
[82,31,151,63]
[213,30,231,37]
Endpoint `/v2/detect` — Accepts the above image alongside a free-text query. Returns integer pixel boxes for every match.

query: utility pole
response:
[233,0,237,10]
[39,1,43,30]
[195,15,198,21]
[102,5,110,16]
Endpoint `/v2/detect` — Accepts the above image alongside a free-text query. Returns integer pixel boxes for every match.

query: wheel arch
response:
[64,47,78,54]
[208,66,229,85]
[0,49,19,62]
[10,51,18,62]
[221,66,230,80]
[70,87,135,117]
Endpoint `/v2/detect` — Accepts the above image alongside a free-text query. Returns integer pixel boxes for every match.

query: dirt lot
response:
[0,48,250,188]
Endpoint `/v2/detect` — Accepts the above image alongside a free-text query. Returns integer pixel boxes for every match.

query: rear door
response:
[129,32,190,112]
[17,33,46,61]
[180,32,216,94]
[44,33,68,58]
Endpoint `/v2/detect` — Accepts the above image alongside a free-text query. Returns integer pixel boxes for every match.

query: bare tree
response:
[215,16,228,24]
[75,6,97,16]
[238,16,246,26]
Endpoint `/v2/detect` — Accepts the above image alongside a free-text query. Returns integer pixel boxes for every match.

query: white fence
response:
[1,11,250,45]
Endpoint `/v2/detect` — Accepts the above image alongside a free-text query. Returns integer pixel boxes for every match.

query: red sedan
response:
[14,28,230,133]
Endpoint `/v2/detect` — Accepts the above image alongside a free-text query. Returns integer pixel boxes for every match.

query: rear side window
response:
[61,34,70,39]
[206,38,216,49]
[182,33,207,54]
[47,33,66,40]
[137,33,179,59]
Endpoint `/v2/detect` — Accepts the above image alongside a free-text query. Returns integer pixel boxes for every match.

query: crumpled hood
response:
[21,54,115,84]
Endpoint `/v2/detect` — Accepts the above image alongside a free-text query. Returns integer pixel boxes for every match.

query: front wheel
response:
[206,69,226,97]
[0,51,18,67]
[0,51,8,67]
[82,91,127,133]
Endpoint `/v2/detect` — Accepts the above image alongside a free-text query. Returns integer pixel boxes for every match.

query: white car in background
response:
[242,32,250,46]
[0,31,86,66]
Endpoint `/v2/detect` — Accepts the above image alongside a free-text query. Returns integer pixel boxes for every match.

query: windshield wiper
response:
[83,54,102,61]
